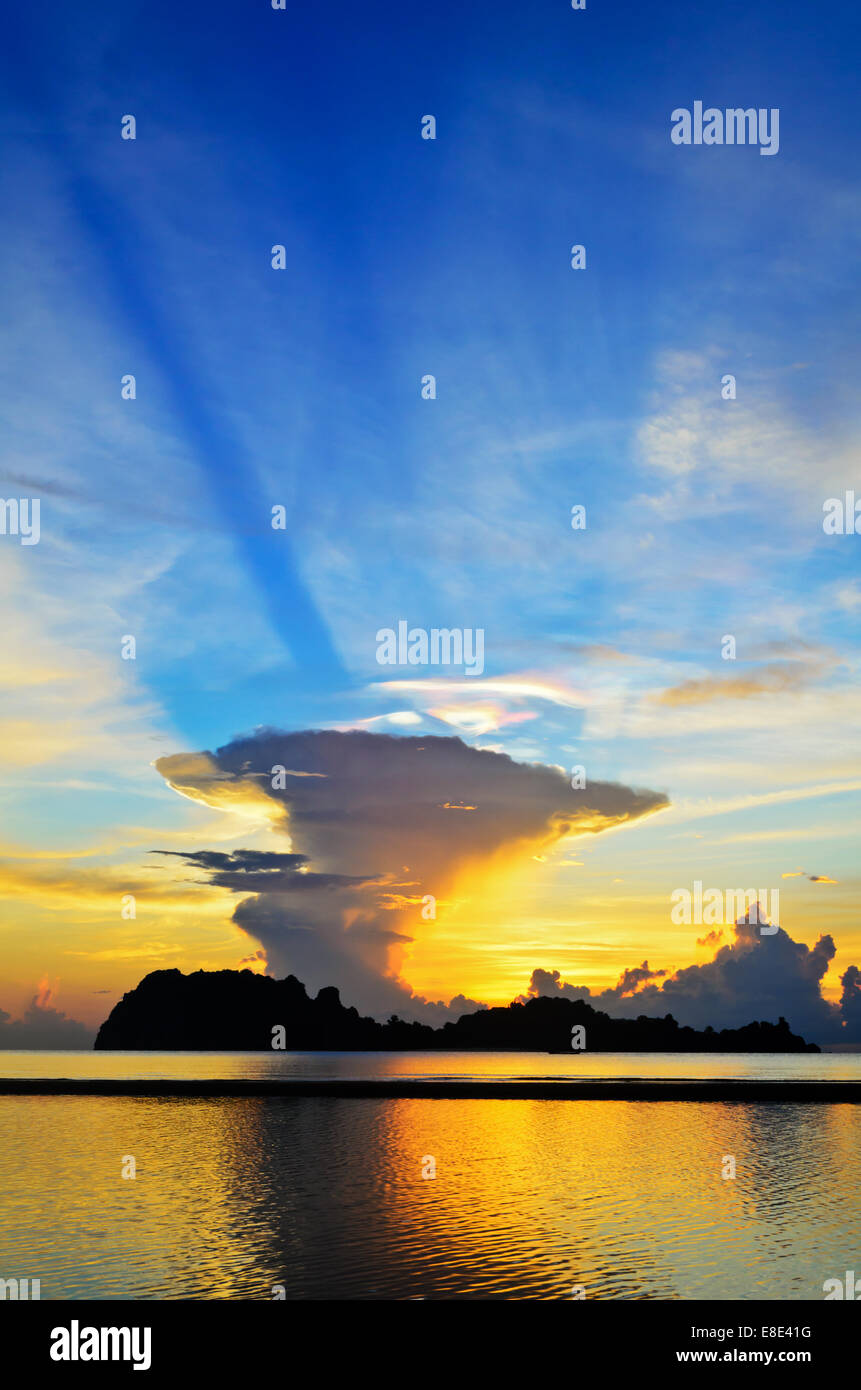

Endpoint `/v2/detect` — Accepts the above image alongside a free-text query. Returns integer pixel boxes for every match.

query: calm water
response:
[3,1048,861,1081]
[1,1052,859,1300]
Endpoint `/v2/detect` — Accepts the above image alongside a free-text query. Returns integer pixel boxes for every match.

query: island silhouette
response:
[94,969,819,1052]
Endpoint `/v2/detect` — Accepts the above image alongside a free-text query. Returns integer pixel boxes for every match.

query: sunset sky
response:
[1,0,859,1044]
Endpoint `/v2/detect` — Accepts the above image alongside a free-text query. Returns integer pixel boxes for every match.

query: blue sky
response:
[1,0,859,1029]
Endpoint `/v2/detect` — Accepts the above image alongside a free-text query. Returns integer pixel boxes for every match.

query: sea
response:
[1,1050,859,1300]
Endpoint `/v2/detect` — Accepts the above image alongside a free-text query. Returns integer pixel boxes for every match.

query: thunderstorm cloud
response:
[156,729,668,1020]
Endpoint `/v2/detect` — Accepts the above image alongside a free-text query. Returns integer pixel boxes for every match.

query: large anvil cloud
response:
[155,730,668,1020]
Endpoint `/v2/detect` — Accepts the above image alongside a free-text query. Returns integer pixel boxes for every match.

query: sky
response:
[0,0,859,1045]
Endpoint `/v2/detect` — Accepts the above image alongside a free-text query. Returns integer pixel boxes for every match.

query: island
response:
[93,968,820,1053]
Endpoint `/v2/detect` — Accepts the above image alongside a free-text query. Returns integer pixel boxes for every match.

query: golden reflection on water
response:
[2,1049,861,1081]
[1,1095,859,1299]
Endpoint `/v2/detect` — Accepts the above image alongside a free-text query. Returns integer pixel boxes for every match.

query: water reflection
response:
[1,1095,859,1299]
[2,1050,861,1082]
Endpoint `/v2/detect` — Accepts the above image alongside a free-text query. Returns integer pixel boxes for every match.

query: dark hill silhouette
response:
[94,969,819,1052]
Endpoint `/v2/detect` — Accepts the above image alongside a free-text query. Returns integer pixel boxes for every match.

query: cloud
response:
[0,854,231,913]
[155,729,668,1020]
[521,968,588,1002]
[654,661,830,707]
[521,959,666,1007]
[374,675,588,712]
[839,967,861,1038]
[0,551,170,775]
[329,712,423,731]
[614,961,667,994]
[0,994,94,1049]
[634,348,858,527]
[526,912,857,1044]
[835,581,861,613]
[655,780,861,826]
[238,948,268,972]
[426,703,539,735]
[154,847,379,895]
[779,868,839,884]
[417,994,488,1026]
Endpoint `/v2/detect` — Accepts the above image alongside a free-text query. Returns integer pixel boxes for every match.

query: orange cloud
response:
[654,661,828,707]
